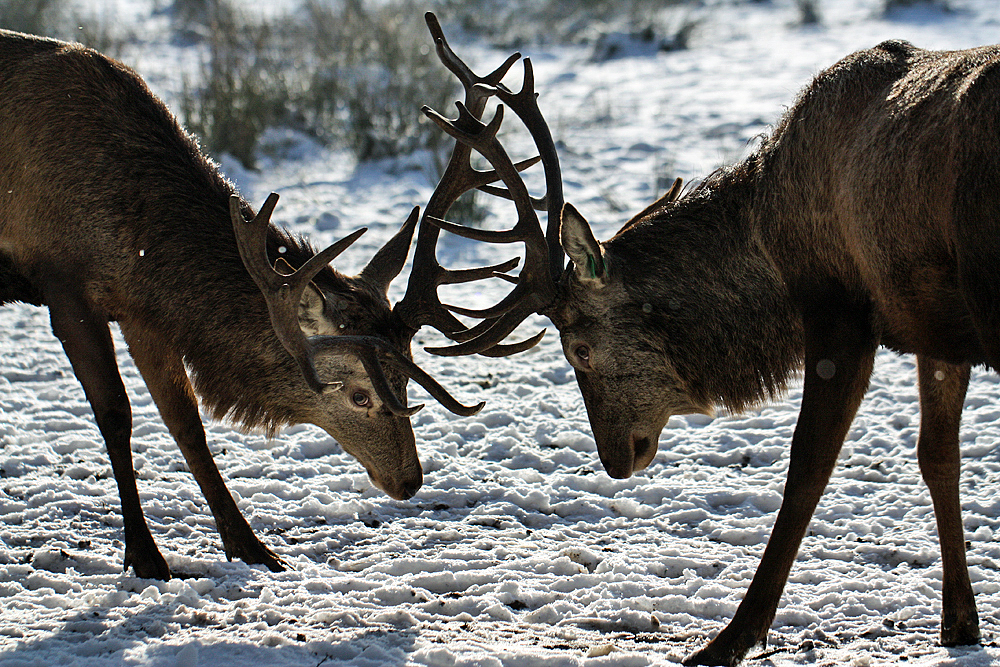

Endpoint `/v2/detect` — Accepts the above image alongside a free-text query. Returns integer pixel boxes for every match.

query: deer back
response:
[752,40,1000,364]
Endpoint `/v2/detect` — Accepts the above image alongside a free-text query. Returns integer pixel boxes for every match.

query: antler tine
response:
[425,11,520,104]
[425,312,546,355]
[425,299,546,357]
[427,310,543,357]
[488,57,566,282]
[427,213,528,245]
[474,329,547,357]
[232,194,367,296]
[310,335,485,417]
[616,177,684,236]
[478,188,548,213]
[230,194,367,394]
[439,257,521,285]
[446,281,534,320]
[475,154,547,211]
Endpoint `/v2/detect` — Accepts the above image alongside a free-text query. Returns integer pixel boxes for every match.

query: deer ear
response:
[273,256,332,335]
[560,203,606,286]
[359,206,418,295]
[298,283,328,336]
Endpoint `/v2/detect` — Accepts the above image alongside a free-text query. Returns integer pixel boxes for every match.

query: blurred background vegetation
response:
[0,0,706,170]
[0,0,944,170]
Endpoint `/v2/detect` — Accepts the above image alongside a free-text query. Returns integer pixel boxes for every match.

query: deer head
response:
[549,190,740,478]
[411,13,716,479]
[230,194,484,499]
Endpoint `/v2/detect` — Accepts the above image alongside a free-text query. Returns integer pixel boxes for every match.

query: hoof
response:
[941,621,981,647]
[124,546,171,581]
[683,628,765,667]
[227,538,289,572]
[684,644,745,667]
[941,605,980,647]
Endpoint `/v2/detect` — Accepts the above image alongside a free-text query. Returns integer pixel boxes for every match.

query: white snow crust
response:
[4,1,1000,665]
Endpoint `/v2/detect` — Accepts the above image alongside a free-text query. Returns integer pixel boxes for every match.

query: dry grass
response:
[177,0,455,168]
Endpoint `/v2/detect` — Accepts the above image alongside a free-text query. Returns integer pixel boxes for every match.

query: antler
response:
[398,12,565,358]
[310,334,482,417]
[394,12,563,358]
[231,194,483,417]
[615,177,683,236]
[230,193,364,394]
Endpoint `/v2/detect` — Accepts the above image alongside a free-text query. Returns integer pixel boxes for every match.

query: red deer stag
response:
[0,28,493,581]
[417,18,999,667]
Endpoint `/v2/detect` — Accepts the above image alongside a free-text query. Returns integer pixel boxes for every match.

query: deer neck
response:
[614,169,805,414]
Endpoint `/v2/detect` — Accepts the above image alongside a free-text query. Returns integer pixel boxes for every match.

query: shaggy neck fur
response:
[606,162,805,415]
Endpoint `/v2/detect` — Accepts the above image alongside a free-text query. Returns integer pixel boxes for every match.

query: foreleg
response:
[916,355,978,646]
[120,323,286,571]
[685,313,876,666]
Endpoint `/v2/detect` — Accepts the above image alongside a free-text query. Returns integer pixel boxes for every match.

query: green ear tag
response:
[586,254,606,279]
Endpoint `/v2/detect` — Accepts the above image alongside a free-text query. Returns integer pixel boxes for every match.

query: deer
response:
[413,15,1000,666]
[0,26,514,581]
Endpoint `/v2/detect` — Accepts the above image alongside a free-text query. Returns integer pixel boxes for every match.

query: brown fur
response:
[552,41,999,665]
[0,30,420,580]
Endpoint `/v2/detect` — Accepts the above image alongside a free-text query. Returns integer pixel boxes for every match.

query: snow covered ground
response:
[3,1,1000,665]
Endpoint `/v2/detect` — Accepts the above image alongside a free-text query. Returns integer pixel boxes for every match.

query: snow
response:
[3,1,1000,665]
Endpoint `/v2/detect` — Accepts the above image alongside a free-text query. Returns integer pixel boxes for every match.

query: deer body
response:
[552,41,999,665]
[757,40,993,366]
[0,30,439,580]
[416,28,1000,665]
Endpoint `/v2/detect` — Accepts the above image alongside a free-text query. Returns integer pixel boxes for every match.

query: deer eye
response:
[351,391,371,408]
[574,345,591,369]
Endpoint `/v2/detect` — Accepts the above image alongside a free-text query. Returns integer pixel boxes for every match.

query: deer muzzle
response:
[366,464,423,501]
[597,430,657,479]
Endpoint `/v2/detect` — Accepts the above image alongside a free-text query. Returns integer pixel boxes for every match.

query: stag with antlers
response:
[416,17,1000,667]
[0,26,499,580]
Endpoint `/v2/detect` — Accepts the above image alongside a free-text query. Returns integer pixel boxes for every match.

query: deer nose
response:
[370,469,423,500]
[399,479,422,500]
[599,446,635,479]
[631,434,656,472]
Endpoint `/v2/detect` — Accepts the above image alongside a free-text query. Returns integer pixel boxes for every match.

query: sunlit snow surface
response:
[4,1,1000,665]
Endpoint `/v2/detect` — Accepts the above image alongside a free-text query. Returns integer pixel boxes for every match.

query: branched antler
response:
[396,12,565,358]
[230,193,365,394]
[394,12,563,357]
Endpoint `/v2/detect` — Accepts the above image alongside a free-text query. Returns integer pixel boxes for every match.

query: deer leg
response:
[916,355,978,646]
[45,289,170,580]
[685,314,876,667]
[120,323,287,572]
